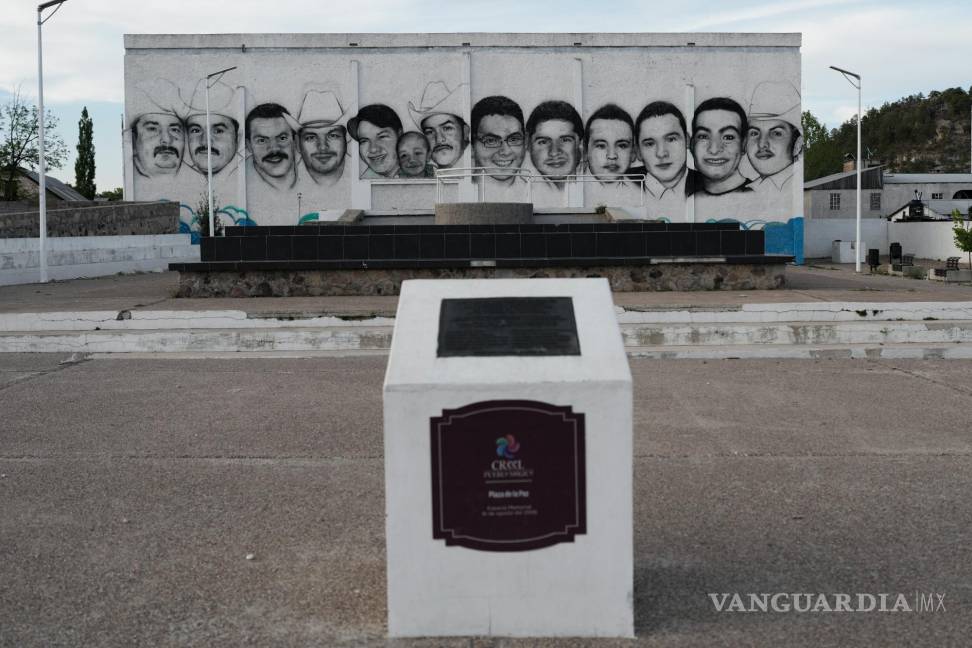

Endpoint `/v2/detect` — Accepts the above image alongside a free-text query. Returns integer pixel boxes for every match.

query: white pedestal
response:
[383,278,633,638]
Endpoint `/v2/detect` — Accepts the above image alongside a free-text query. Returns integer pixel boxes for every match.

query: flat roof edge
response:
[124,32,802,50]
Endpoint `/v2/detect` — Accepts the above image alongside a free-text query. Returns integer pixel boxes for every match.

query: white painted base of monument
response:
[383,278,633,638]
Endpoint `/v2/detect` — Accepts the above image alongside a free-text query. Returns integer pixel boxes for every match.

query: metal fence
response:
[434,167,648,207]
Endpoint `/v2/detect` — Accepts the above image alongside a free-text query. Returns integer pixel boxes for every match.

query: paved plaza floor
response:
[1,354,970,646]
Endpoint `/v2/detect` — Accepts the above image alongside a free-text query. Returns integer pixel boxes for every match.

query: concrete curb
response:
[3,301,972,357]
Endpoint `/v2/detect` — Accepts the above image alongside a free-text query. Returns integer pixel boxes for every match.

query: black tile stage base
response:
[171,222,792,296]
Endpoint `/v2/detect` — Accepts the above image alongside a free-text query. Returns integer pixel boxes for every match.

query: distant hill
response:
[803,86,971,180]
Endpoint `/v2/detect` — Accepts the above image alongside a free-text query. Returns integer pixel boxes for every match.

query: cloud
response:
[677,0,871,31]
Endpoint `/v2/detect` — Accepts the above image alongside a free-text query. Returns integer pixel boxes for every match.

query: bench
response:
[892,253,916,273]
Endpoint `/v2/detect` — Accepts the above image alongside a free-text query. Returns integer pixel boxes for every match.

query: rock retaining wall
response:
[176,262,786,297]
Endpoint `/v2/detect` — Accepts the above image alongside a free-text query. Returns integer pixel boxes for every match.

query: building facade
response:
[804,168,972,220]
[124,32,804,258]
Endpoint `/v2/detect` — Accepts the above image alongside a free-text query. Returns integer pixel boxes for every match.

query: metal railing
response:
[434,167,648,207]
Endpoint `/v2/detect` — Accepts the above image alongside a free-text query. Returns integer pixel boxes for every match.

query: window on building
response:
[931,192,943,200]
[870,193,881,210]
[829,193,841,210]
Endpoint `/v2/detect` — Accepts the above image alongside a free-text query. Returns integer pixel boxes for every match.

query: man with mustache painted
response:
[689,97,753,196]
[746,81,803,194]
[297,90,348,187]
[349,104,403,179]
[186,114,238,175]
[409,82,469,170]
[182,79,239,176]
[246,103,298,190]
[527,100,583,183]
[132,112,185,178]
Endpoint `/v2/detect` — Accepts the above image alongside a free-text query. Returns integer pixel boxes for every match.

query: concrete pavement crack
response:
[881,362,972,398]
[0,356,89,394]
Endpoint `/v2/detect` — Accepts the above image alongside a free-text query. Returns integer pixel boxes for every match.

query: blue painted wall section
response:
[707,216,804,264]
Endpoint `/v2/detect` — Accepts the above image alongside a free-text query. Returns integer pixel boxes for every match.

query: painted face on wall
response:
[186,114,238,174]
[356,120,400,177]
[692,109,744,182]
[473,114,526,182]
[133,112,185,177]
[299,123,347,176]
[747,119,798,178]
[587,118,634,180]
[529,118,581,180]
[637,113,687,187]
[421,113,467,168]
[397,132,430,178]
[248,117,295,179]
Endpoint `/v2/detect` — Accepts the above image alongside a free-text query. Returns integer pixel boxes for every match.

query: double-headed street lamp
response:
[830,65,862,273]
[204,66,237,237]
[36,0,69,283]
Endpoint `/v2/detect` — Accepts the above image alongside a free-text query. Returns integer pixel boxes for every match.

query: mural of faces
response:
[130,72,801,221]
[421,113,467,168]
[397,131,431,178]
[636,109,688,188]
[299,123,348,179]
[186,113,239,175]
[133,112,185,177]
[691,99,748,194]
[586,110,634,181]
[747,119,800,178]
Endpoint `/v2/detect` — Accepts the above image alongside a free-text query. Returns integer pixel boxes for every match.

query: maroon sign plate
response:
[430,400,586,552]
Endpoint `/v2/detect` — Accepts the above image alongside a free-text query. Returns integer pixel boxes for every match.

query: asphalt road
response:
[1,354,970,647]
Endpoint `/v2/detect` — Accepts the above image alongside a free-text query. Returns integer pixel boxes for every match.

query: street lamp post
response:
[204,66,237,237]
[830,65,862,272]
[36,0,68,283]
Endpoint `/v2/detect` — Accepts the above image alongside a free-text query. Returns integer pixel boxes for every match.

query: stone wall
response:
[0,201,180,238]
[176,262,786,297]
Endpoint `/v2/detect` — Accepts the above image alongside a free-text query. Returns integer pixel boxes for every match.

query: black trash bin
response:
[890,242,902,263]
[868,249,880,272]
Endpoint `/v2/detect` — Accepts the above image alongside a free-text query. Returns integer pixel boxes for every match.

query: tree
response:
[801,110,842,181]
[952,209,972,270]
[0,90,68,201]
[74,106,96,199]
[97,187,123,201]
[801,110,828,151]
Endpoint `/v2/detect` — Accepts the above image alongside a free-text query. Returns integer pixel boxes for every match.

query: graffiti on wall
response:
[127,66,802,239]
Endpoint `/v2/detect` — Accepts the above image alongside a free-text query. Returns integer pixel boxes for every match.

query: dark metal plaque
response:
[437,297,580,357]
[430,400,586,552]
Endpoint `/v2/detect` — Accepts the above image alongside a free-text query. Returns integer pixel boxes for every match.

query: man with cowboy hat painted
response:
[130,79,188,179]
[746,81,803,193]
[296,89,349,186]
[409,81,469,169]
[182,79,240,176]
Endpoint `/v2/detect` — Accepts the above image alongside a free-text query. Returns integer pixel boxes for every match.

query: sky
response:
[1,0,969,191]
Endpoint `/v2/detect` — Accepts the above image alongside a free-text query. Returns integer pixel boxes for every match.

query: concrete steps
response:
[3,301,972,358]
